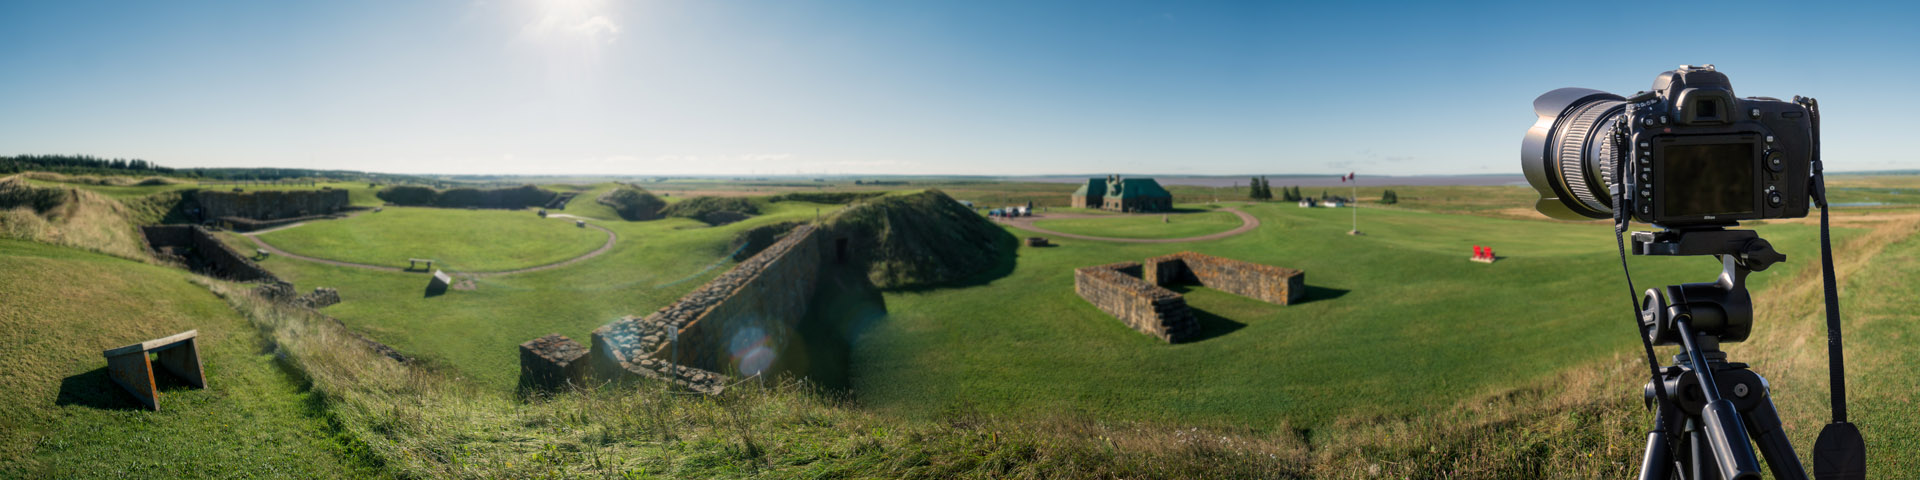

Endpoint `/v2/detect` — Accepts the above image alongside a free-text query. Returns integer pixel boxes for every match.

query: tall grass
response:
[21,171,180,186]
[196,268,1762,478]
[0,176,153,261]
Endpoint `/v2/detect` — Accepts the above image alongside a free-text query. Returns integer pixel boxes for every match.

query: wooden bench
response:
[408,258,434,270]
[256,248,269,258]
[102,330,205,411]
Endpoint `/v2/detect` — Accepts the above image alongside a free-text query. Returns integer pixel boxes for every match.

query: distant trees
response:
[1248,176,1277,201]
[0,154,177,177]
[1281,185,1302,202]
[1380,189,1400,205]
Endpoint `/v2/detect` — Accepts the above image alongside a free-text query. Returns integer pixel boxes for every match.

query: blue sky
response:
[1,0,1914,176]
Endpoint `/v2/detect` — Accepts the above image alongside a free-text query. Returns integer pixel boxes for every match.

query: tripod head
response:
[1632,227,1784,346]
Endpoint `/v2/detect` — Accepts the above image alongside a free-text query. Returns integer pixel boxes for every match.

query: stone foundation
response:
[1145,252,1305,305]
[1076,253,1306,342]
[294,287,341,309]
[519,334,589,391]
[1074,262,1198,342]
[141,225,279,283]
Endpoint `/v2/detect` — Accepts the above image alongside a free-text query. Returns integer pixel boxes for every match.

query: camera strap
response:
[1800,97,1848,425]
[1801,96,1867,480]
[1610,117,1670,408]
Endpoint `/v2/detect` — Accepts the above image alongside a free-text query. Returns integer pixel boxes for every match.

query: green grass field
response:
[1031,208,1243,239]
[13,173,1919,476]
[0,239,374,478]
[256,207,609,272]
[249,200,833,390]
[857,201,1856,429]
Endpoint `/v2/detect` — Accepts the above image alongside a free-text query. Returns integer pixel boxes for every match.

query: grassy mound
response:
[595,184,666,221]
[22,171,179,187]
[0,176,151,261]
[375,184,556,209]
[0,239,371,477]
[827,189,1014,289]
[662,196,759,225]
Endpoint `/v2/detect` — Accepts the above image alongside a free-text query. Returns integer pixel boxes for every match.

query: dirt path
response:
[241,215,619,277]
[1000,206,1260,244]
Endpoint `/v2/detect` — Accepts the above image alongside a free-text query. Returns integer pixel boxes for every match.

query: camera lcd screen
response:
[1661,143,1755,218]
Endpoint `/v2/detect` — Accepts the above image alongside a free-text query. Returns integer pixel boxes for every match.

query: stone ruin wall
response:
[1073,261,1198,343]
[198,189,351,222]
[1145,252,1305,305]
[580,224,822,393]
[140,225,279,283]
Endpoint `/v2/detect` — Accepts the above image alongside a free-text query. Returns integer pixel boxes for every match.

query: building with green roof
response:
[1069,175,1172,212]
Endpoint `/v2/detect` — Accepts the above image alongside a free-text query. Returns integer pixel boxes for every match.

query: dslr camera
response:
[1523,65,1815,226]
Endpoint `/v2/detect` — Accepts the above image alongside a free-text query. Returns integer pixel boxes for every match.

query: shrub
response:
[379,184,556,209]
[596,185,666,221]
[376,185,437,205]
[768,191,885,204]
[661,196,759,225]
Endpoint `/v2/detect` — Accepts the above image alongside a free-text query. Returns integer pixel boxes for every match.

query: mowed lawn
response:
[258,206,608,272]
[1031,208,1243,239]
[248,200,834,390]
[0,239,372,478]
[855,201,1855,429]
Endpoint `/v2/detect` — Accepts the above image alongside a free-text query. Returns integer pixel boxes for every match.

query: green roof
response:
[1070,178,1106,197]
[1105,178,1170,198]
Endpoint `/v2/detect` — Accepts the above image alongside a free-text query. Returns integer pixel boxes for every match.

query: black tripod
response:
[1630,228,1803,480]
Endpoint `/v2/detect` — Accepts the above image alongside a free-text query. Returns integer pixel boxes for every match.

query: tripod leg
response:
[1744,396,1810,480]
[1640,403,1680,480]
[1640,431,1673,480]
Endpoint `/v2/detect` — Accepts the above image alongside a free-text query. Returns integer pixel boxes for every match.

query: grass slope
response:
[1838,221,1920,470]
[0,239,373,478]
[251,201,835,390]
[257,207,607,272]
[1032,208,1242,239]
[859,202,1854,429]
[0,176,153,261]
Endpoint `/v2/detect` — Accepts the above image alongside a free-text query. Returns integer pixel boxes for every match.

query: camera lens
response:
[1522,88,1628,220]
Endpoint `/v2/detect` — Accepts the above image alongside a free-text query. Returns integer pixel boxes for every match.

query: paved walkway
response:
[1000,206,1261,244]
[241,215,619,277]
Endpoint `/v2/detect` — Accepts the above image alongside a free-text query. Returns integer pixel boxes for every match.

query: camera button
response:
[1768,192,1784,207]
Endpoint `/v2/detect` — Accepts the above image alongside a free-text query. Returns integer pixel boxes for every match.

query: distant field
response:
[1031,208,1242,239]
[0,239,370,478]
[256,206,607,272]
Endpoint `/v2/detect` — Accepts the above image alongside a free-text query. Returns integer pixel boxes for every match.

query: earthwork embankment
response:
[586,225,821,392]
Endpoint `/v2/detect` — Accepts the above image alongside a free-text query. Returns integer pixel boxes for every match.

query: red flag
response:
[1348,172,1356,181]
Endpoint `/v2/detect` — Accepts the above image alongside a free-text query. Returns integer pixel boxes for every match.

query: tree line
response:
[1245,176,1400,205]
[0,154,176,176]
[3,154,453,185]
